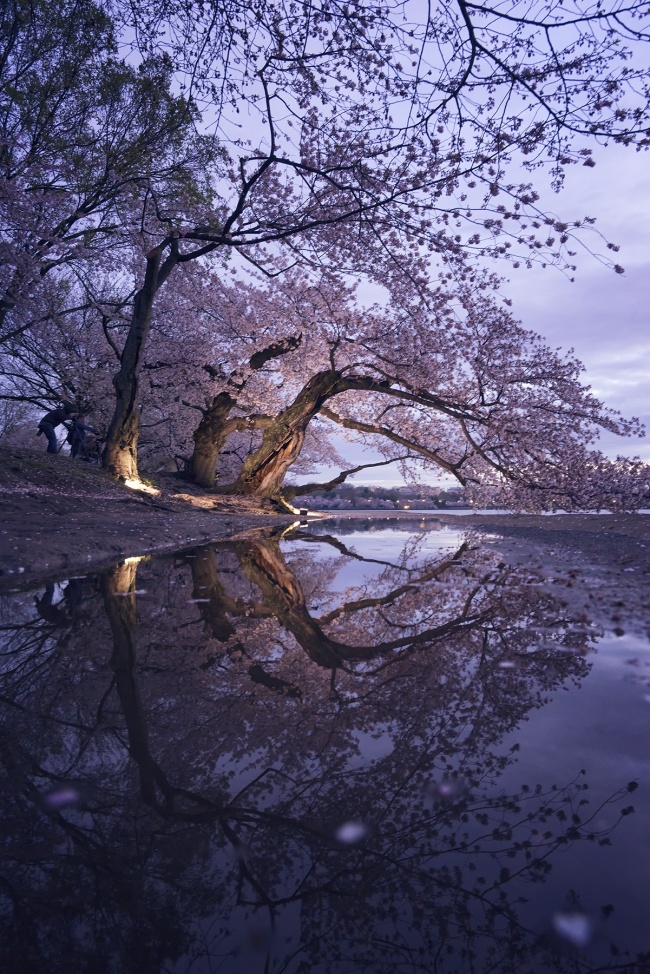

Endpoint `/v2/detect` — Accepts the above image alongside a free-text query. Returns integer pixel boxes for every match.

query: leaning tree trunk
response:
[231,369,342,500]
[187,334,304,488]
[187,391,236,488]
[103,247,164,480]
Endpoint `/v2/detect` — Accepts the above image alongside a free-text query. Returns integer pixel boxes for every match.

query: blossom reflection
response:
[0,525,645,974]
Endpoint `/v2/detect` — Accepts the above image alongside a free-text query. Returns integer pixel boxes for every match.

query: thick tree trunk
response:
[231,369,342,499]
[103,247,163,480]
[187,334,302,489]
[187,392,236,488]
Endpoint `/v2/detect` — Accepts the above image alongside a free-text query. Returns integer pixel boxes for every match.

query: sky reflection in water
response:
[0,518,648,974]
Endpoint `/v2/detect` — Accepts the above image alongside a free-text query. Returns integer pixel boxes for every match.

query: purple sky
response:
[322,142,649,487]
[507,143,650,465]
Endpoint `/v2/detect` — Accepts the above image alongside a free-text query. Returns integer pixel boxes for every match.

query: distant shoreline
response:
[309,509,650,546]
[309,508,650,517]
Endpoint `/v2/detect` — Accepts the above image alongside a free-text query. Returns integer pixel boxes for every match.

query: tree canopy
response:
[1,0,649,507]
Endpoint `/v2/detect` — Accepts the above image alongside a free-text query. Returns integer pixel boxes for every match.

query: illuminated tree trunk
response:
[103,248,162,480]
[188,335,302,489]
[230,369,342,500]
[104,242,180,481]
[187,391,237,488]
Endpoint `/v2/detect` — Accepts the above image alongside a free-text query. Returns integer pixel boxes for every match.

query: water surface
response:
[0,518,648,973]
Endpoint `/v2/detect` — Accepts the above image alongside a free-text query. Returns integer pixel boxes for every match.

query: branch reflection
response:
[0,528,645,974]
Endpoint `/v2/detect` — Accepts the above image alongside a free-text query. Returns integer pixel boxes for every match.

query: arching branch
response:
[283,455,411,501]
[320,406,469,485]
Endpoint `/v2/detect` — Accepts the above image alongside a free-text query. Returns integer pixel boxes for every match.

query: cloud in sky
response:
[506,144,650,463]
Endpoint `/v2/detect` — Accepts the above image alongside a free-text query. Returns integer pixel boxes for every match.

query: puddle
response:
[0,520,648,973]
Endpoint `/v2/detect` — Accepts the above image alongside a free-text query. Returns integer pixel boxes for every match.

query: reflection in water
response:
[0,525,647,974]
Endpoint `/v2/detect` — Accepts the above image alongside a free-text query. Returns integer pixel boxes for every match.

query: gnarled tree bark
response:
[223,369,472,502]
[187,335,302,488]
[229,369,346,499]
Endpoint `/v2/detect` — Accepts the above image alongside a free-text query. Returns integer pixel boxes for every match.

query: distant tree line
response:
[292,485,467,510]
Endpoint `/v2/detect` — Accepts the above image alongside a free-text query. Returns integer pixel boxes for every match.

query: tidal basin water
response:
[0,517,648,974]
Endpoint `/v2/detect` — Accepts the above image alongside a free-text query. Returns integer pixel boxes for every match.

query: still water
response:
[0,517,648,974]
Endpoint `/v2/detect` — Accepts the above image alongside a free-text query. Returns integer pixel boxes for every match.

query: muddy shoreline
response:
[1,446,649,592]
[0,447,294,591]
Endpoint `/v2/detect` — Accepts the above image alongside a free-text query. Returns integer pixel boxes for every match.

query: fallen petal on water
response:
[428,776,467,803]
[552,911,592,947]
[42,785,84,811]
[335,821,368,844]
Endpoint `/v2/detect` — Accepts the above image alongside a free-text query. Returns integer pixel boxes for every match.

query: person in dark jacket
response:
[37,402,78,453]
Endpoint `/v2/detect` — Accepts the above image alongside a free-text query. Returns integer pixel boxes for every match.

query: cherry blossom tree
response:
[5,0,650,497]
[5,255,646,510]
[0,0,208,344]
[97,0,650,480]
[156,271,647,511]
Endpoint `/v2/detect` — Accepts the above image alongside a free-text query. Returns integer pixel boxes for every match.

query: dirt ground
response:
[436,511,650,645]
[0,446,294,591]
[1,445,649,595]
